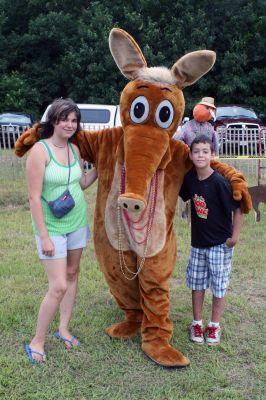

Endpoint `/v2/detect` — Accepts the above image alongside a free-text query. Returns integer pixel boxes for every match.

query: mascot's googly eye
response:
[155,100,174,129]
[130,96,149,124]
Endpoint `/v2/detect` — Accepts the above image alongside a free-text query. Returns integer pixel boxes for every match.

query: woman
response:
[25,98,97,363]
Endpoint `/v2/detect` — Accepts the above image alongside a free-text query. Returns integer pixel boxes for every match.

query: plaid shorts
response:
[186,243,234,298]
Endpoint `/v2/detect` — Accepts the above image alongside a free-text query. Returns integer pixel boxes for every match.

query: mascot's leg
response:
[139,232,190,367]
[95,232,143,339]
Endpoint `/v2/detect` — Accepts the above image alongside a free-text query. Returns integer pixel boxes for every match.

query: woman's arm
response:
[80,168,98,190]
[26,143,55,256]
[73,144,98,190]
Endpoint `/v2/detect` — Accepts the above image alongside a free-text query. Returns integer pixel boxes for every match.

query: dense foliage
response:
[0,0,265,119]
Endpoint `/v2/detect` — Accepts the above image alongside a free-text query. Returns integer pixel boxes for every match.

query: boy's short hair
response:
[190,135,214,152]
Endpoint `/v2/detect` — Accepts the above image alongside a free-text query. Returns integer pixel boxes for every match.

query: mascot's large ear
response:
[171,50,216,89]
[109,28,147,80]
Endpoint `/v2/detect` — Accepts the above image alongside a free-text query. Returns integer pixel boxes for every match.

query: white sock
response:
[192,319,203,326]
[209,321,220,327]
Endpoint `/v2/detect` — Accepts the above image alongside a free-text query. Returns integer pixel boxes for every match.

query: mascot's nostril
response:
[118,195,146,213]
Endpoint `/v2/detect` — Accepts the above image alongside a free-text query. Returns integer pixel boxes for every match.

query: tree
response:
[0,0,265,116]
[0,72,39,117]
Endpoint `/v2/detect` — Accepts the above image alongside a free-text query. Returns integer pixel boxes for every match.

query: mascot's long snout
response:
[118,125,170,212]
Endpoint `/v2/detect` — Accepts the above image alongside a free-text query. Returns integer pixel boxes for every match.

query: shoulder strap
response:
[69,142,78,161]
[41,143,71,204]
[66,144,71,186]
[39,139,53,160]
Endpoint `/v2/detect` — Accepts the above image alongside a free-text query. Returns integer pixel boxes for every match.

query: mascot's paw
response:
[142,338,190,368]
[15,127,40,157]
[231,179,252,214]
[105,320,141,339]
[211,160,252,214]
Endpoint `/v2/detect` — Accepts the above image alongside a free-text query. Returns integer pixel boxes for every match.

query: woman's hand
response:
[80,167,98,190]
[41,237,55,257]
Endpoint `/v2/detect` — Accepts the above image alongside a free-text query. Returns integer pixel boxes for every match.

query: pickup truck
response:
[176,105,266,157]
[214,104,266,157]
[41,104,121,130]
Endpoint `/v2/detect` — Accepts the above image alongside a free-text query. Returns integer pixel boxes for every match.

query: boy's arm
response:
[179,179,190,201]
[226,207,243,248]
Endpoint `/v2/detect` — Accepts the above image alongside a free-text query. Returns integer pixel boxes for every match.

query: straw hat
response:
[198,97,216,109]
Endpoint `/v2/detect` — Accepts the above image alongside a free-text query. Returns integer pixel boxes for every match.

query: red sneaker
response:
[204,325,221,345]
[189,323,204,344]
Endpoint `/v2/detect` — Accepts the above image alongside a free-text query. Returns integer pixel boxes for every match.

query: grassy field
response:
[0,178,265,400]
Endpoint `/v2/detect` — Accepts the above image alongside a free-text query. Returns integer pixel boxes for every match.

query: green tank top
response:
[32,140,88,236]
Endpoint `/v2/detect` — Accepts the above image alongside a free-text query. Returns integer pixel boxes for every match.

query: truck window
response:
[80,109,111,124]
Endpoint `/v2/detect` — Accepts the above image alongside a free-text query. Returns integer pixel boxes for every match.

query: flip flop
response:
[53,331,80,349]
[25,344,47,364]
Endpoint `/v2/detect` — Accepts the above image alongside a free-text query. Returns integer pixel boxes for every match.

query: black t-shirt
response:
[179,170,240,248]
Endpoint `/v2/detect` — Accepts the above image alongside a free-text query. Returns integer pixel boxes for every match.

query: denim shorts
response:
[186,243,234,298]
[35,225,90,260]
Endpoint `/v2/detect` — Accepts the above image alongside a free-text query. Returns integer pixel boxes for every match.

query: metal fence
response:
[1,127,266,200]
[0,126,28,181]
[1,125,266,157]
[218,127,266,158]
[0,125,26,150]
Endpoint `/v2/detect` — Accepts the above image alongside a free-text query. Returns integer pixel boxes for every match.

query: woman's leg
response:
[58,248,83,347]
[29,258,67,362]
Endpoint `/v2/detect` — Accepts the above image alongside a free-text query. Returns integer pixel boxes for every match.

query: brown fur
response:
[15,28,252,368]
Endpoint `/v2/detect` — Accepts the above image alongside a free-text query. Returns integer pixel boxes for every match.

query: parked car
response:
[214,105,266,156]
[41,104,121,129]
[0,112,33,147]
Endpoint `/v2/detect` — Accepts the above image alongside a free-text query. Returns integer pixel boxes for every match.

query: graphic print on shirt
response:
[193,194,208,219]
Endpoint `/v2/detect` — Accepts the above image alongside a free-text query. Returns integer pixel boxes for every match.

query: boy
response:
[179,135,243,345]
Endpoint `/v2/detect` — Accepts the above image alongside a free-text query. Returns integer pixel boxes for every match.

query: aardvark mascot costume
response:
[15,28,251,367]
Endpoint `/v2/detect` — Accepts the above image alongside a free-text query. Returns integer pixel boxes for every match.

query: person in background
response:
[179,135,243,346]
[173,97,219,156]
[25,98,97,364]
[174,97,219,219]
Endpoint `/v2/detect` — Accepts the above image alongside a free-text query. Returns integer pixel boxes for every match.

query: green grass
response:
[0,178,266,400]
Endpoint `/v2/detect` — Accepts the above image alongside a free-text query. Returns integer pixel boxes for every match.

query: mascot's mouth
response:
[105,162,166,259]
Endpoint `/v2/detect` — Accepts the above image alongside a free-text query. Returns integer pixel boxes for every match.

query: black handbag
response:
[42,144,75,218]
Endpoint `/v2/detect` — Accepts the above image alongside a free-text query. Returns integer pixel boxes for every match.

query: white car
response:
[41,104,121,130]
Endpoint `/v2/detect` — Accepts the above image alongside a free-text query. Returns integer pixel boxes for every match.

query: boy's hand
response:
[226,237,237,248]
